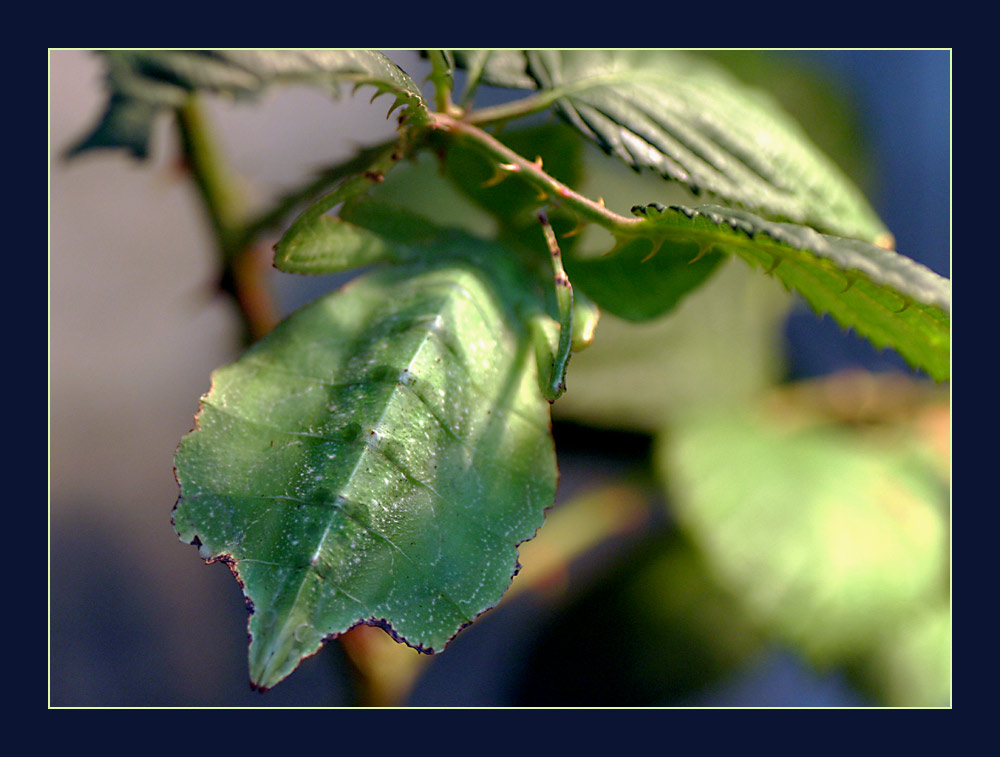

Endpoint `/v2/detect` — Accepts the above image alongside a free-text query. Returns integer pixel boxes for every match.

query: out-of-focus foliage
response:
[657,373,950,704]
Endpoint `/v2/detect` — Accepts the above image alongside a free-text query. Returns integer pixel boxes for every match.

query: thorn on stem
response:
[687,244,710,265]
[481,167,509,188]
[563,218,588,238]
[641,239,664,262]
[603,237,629,257]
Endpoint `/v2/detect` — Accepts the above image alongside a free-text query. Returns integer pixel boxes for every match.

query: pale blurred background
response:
[49,50,950,706]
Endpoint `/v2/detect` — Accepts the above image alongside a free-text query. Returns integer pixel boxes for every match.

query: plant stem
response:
[176,96,278,342]
[427,50,459,117]
[429,113,644,238]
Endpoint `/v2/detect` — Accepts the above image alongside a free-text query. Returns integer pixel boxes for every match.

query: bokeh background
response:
[49,49,950,707]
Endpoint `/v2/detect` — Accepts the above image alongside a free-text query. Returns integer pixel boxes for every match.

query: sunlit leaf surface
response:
[173,260,556,690]
[630,203,950,380]
[457,49,889,243]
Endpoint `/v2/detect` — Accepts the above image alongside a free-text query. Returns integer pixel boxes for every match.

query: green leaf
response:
[861,604,951,706]
[658,404,949,666]
[272,167,412,275]
[71,50,426,159]
[462,50,889,244]
[172,259,557,690]
[631,203,951,380]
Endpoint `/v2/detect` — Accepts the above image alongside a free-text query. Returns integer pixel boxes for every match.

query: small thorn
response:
[687,244,710,265]
[603,237,629,257]
[597,197,606,207]
[894,300,910,314]
[563,218,588,238]
[764,256,782,275]
[532,156,544,169]
[481,167,509,188]
[641,239,664,262]
[840,277,856,294]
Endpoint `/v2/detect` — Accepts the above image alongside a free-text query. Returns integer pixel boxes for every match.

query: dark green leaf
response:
[461,50,889,244]
[631,203,950,380]
[71,50,426,159]
[173,259,556,690]
[563,237,725,322]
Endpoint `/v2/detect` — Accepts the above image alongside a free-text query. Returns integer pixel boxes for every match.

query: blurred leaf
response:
[452,50,536,90]
[71,50,426,159]
[514,530,766,706]
[173,257,556,690]
[457,50,889,243]
[657,388,949,667]
[859,603,951,706]
[551,259,793,432]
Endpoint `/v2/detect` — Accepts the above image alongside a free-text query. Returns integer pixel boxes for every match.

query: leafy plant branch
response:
[69,49,951,699]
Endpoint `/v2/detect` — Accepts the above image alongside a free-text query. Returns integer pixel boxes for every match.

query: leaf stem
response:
[176,95,278,342]
[462,90,563,127]
[538,211,573,402]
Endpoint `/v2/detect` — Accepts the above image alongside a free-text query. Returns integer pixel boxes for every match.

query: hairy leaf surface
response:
[173,260,556,690]
[459,50,889,244]
[72,50,425,159]
[628,203,950,380]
